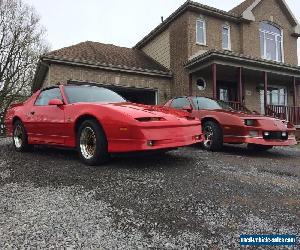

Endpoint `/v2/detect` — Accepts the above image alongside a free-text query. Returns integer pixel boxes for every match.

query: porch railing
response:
[222,100,249,112]
[266,105,300,126]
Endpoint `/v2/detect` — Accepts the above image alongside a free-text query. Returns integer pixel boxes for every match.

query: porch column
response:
[189,74,193,96]
[237,67,243,103]
[293,77,297,107]
[264,71,268,113]
[212,63,217,99]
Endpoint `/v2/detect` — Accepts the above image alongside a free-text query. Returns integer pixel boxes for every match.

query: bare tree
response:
[0,0,49,134]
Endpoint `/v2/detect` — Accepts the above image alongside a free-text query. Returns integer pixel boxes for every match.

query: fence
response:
[266,105,300,126]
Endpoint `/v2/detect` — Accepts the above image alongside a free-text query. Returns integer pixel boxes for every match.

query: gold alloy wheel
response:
[80,127,97,160]
[13,125,23,149]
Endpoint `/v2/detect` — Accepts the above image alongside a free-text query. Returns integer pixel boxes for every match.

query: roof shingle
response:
[44,41,170,74]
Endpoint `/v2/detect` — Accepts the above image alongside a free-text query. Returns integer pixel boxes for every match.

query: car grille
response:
[263,131,288,140]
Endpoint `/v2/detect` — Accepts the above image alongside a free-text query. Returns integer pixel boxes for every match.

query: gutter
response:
[185,50,300,76]
[42,56,172,78]
[31,60,49,92]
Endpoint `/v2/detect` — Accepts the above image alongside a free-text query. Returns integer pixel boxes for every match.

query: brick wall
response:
[141,29,171,69]
[42,64,172,104]
[169,11,190,97]
[190,69,213,98]
[134,0,299,100]
[187,11,241,58]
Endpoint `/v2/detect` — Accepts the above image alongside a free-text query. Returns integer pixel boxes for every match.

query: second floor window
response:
[222,25,231,50]
[260,22,283,62]
[196,19,206,45]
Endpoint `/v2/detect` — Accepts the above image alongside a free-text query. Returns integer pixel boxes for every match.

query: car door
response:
[29,87,66,145]
[189,97,208,120]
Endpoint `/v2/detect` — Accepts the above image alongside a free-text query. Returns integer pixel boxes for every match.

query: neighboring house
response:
[33,0,300,129]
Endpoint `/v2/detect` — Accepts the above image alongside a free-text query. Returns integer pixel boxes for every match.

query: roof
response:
[134,0,244,49]
[135,0,300,49]
[229,0,256,16]
[230,0,300,35]
[43,41,170,74]
[32,41,172,91]
[185,49,300,77]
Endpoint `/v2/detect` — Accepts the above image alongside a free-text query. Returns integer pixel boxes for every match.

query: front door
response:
[260,86,287,114]
[217,81,237,102]
[30,87,66,145]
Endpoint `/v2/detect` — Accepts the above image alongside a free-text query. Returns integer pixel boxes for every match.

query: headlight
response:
[244,119,255,126]
[264,131,270,136]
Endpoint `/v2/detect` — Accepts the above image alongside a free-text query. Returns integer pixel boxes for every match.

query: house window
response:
[222,25,231,50]
[196,19,206,45]
[196,78,206,90]
[260,22,283,62]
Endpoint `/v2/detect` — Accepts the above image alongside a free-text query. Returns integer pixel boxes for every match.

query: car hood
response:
[94,102,195,120]
[209,109,294,130]
[210,109,274,120]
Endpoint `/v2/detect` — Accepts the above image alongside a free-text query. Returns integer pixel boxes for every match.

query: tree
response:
[0,0,49,135]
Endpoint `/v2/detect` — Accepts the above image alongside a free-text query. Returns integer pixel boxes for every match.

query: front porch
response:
[185,50,300,131]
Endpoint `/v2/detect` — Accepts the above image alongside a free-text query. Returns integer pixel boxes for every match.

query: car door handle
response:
[30,111,35,115]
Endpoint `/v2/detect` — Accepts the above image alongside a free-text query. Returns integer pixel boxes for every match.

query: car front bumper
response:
[224,135,297,146]
[107,124,203,153]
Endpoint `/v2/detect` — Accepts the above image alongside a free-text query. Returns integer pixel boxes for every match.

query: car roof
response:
[41,83,103,91]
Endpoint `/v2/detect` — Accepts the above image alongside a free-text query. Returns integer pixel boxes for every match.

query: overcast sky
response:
[24,0,300,63]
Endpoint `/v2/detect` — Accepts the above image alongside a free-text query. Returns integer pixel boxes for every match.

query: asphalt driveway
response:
[0,137,299,249]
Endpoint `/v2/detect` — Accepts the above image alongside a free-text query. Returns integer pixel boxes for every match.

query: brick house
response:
[33,0,300,128]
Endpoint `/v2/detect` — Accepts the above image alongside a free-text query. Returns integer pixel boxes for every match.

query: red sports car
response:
[5,84,202,165]
[165,96,297,151]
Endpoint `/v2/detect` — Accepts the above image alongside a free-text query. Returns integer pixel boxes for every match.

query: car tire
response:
[247,144,273,151]
[13,120,33,152]
[202,121,223,151]
[77,119,109,166]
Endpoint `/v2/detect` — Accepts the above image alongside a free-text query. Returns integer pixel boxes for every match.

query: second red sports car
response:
[5,85,203,165]
[165,96,297,151]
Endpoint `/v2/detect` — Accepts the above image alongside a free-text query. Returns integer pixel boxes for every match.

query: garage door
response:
[106,86,157,105]
[68,81,157,105]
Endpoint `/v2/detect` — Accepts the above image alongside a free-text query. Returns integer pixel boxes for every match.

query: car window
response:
[192,97,224,110]
[35,88,62,106]
[170,98,191,109]
[64,85,126,104]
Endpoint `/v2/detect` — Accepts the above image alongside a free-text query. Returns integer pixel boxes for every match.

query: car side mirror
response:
[182,105,193,113]
[49,99,64,106]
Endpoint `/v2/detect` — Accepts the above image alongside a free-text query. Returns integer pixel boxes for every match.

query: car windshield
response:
[192,97,233,110]
[64,85,126,104]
